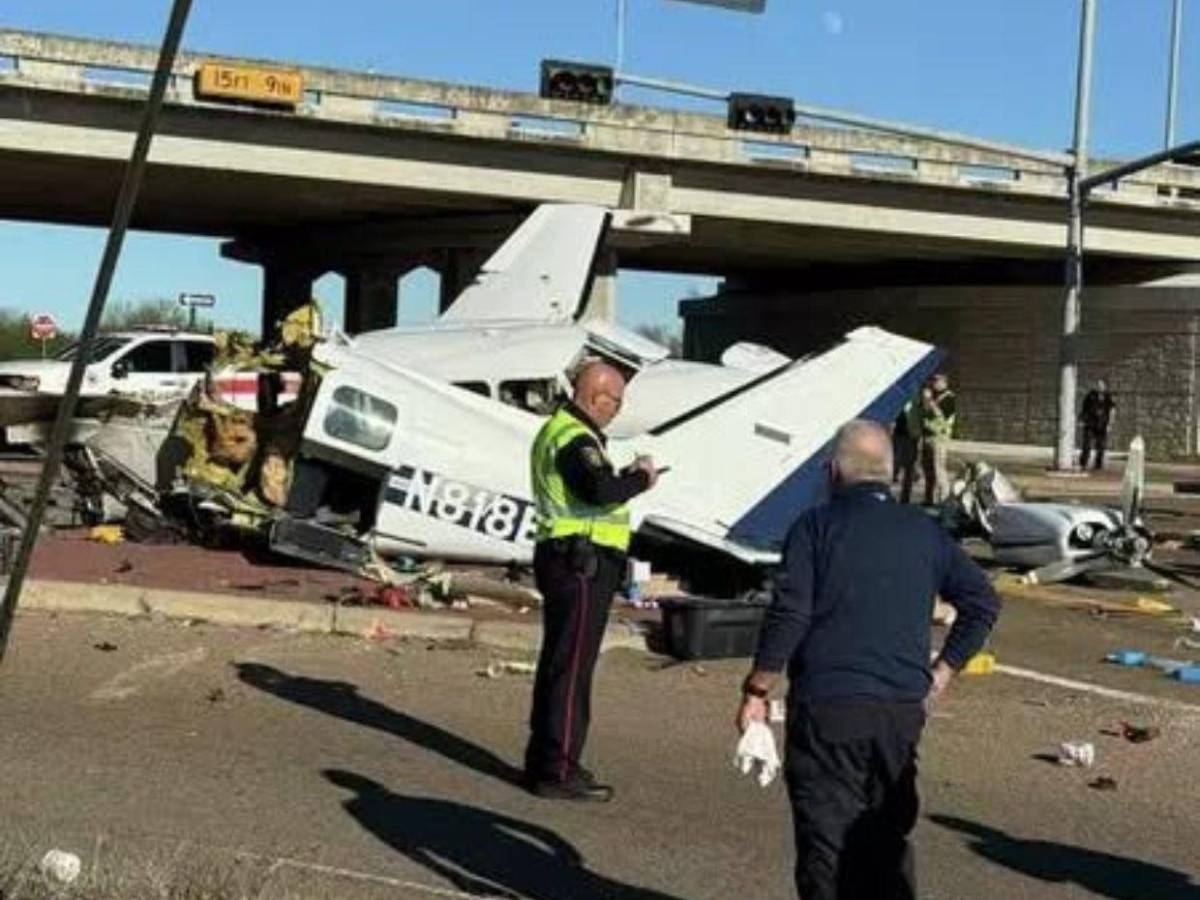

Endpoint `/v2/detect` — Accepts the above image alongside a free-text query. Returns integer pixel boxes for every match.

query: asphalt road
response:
[0,600,1197,899]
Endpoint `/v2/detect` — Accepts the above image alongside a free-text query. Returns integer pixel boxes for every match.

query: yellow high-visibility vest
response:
[922,390,957,439]
[530,407,632,552]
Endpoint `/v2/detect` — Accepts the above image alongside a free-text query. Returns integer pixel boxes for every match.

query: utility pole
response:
[1166,0,1184,149]
[1055,0,1098,472]
[0,0,194,661]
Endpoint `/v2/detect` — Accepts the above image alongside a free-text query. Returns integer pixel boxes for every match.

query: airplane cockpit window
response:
[498,378,560,415]
[323,386,397,452]
[454,381,491,398]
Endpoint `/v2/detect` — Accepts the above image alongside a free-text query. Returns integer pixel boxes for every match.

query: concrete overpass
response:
[6,28,1200,333]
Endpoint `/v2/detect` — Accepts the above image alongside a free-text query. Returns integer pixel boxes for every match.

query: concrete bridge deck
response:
[4,28,1200,281]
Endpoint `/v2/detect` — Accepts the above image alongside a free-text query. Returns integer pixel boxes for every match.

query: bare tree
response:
[632,323,683,357]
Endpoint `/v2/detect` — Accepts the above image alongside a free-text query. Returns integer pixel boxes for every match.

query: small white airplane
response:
[944,438,1190,587]
[82,204,945,586]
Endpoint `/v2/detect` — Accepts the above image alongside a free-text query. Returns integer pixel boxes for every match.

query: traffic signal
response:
[540,60,614,105]
[727,93,796,134]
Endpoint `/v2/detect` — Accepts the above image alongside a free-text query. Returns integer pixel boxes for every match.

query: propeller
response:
[1142,559,1200,592]
[1026,551,1110,585]
[1119,436,1145,527]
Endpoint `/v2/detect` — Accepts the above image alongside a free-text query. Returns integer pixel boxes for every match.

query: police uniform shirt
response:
[554,402,650,508]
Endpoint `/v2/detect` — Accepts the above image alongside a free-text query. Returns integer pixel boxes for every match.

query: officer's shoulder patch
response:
[581,445,605,469]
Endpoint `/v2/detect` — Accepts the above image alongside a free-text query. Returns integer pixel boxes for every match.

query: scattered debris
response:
[691,664,707,677]
[206,687,226,704]
[1106,649,1199,680]
[445,572,541,611]
[1120,722,1161,744]
[362,622,394,641]
[963,651,995,675]
[1171,665,1200,683]
[1088,776,1118,792]
[1134,596,1175,615]
[38,849,81,886]
[478,660,536,679]
[1106,649,1147,667]
[374,585,416,610]
[88,524,123,545]
[92,641,117,652]
[115,559,134,574]
[1058,741,1096,767]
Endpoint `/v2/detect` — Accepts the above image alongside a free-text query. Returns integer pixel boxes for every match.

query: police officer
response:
[920,373,957,506]
[524,360,658,801]
[1079,378,1116,471]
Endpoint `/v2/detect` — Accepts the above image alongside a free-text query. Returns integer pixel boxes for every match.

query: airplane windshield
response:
[55,337,131,364]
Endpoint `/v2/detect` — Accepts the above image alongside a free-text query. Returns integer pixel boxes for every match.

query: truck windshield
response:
[55,337,131,363]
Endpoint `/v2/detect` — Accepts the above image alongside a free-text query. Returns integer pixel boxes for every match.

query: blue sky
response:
[0,0,1194,335]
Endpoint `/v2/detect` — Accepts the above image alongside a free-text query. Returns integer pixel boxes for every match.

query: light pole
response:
[1166,0,1184,149]
[1054,0,1098,472]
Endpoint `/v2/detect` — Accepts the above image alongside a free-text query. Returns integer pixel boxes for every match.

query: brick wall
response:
[681,286,1200,458]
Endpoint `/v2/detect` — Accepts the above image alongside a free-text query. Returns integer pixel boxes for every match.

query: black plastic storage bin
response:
[659,596,768,661]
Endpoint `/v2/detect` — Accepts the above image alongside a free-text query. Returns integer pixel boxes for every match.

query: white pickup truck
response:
[0,329,216,435]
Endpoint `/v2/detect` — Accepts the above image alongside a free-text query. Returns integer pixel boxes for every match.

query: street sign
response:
[664,0,766,12]
[194,62,303,108]
[178,292,216,309]
[29,313,57,342]
[179,292,216,330]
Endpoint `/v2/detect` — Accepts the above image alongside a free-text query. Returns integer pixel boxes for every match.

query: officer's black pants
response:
[524,540,624,784]
[785,701,924,900]
[1080,426,1108,470]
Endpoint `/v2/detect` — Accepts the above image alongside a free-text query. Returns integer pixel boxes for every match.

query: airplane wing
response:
[439,205,611,324]
[624,327,943,554]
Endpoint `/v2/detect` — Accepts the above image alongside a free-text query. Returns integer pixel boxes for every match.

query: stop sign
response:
[29,313,57,342]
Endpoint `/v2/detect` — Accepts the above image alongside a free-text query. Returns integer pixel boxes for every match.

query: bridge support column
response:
[262,265,320,340]
[344,267,400,334]
[580,250,617,323]
[439,248,491,313]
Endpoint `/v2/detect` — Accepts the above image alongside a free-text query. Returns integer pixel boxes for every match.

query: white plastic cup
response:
[39,850,81,885]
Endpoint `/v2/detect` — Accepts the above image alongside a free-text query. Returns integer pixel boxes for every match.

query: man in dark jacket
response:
[737,419,1000,899]
[1079,379,1116,471]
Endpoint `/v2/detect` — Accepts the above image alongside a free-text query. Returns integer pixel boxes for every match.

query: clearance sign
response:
[194,62,303,108]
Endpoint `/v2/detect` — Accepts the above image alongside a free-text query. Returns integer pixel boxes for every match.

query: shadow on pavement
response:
[325,769,686,900]
[931,814,1198,899]
[234,663,526,788]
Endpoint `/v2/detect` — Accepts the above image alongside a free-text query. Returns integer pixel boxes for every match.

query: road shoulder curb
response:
[17,579,649,654]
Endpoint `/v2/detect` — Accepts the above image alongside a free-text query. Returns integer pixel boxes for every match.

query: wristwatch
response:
[742,681,769,700]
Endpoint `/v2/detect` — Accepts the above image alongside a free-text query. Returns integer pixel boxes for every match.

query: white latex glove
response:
[733,721,781,787]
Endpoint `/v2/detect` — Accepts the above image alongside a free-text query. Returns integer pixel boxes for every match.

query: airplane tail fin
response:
[631,327,942,553]
[439,205,610,324]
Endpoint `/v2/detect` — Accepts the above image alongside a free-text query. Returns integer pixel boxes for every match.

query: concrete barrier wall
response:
[681,286,1200,458]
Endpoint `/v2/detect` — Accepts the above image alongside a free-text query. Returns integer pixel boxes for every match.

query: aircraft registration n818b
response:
[67,204,941,592]
[283,205,942,583]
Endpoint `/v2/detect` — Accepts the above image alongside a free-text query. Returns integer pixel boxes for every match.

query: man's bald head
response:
[831,419,893,485]
[573,360,627,429]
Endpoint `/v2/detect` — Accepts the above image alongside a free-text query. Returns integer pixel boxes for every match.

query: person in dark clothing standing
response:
[737,420,1000,899]
[1079,378,1116,471]
[892,395,922,504]
[525,360,658,802]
